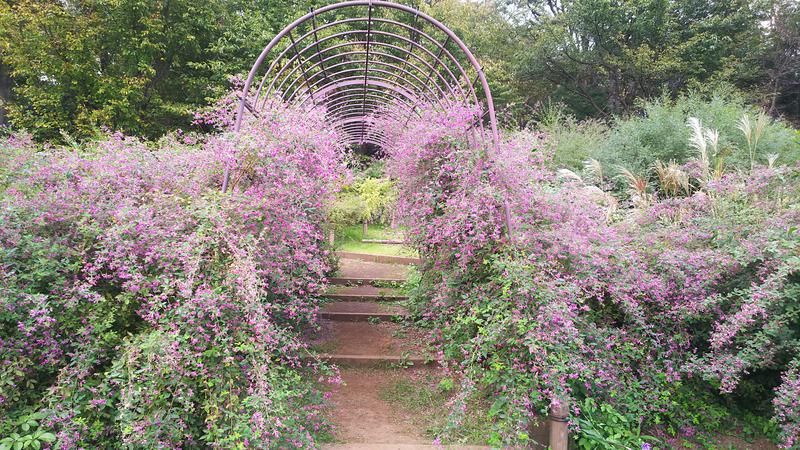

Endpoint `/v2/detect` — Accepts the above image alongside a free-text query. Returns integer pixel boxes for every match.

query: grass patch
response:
[334,224,418,257]
[378,373,493,445]
[309,340,338,355]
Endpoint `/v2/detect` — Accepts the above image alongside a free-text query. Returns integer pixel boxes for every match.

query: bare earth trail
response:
[313,254,489,450]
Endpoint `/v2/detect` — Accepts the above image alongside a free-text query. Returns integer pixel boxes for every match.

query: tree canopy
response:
[0,0,797,140]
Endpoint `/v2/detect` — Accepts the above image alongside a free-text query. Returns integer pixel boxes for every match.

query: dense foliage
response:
[1,0,798,141]
[328,171,398,227]
[0,103,344,448]
[383,104,800,448]
[0,0,326,140]
[0,0,798,447]
[541,90,800,177]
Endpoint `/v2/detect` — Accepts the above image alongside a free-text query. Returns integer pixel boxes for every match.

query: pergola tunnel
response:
[230,0,500,169]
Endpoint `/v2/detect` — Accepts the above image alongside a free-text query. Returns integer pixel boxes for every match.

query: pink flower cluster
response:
[384,105,800,447]
[0,99,346,448]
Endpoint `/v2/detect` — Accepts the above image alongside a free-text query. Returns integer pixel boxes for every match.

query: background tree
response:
[0,0,324,141]
[0,0,798,139]
[763,0,800,121]
[501,0,767,118]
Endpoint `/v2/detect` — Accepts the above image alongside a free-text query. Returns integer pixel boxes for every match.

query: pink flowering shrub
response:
[0,102,345,448]
[384,106,800,447]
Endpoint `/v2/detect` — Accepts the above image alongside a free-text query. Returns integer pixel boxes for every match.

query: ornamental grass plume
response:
[653,160,690,197]
[738,111,769,171]
[687,117,711,181]
[616,166,652,206]
[583,157,605,183]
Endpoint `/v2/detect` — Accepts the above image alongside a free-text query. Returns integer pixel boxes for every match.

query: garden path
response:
[314,254,489,449]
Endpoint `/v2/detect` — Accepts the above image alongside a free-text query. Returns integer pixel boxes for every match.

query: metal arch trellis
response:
[227,0,510,236]
[224,6,571,439]
[231,0,499,144]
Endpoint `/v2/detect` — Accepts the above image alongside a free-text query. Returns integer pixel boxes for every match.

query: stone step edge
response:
[336,251,421,265]
[323,293,408,302]
[321,445,491,449]
[329,276,406,285]
[360,239,406,245]
[319,310,407,322]
[315,354,435,367]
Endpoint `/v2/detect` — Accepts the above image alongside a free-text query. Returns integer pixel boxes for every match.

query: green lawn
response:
[334,224,418,257]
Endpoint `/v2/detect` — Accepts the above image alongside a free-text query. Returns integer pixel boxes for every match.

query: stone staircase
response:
[316,253,455,448]
[313,253,432,368]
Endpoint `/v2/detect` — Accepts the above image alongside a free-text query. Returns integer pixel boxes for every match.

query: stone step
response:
[308,321,429,364]
[316,353,433,368]
[337,258,410,281]
[324,293,409,302]
[322,445,490,450]
[338,251,421,265]
[324,285,408,302]
[360,238,406,245]
[329,276,407,286]
[320,301,408,322]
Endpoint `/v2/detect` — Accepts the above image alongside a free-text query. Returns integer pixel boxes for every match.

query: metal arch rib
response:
[253,15,474,107]
[260,29,471,107]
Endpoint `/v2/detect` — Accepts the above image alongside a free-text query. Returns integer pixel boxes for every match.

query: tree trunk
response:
[0,61,12,127]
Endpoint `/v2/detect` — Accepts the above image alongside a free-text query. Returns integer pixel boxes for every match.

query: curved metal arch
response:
[326,99,413,118]
[326,102,408,121]
[231,0,501,197]
[278,57,450,103]
[261,28,474,105]
[280,40,461,108]
[277,45,461,105]
[321,89,417,113]
[290,67,443,107]
[251,13,476,106]
[274,49,450,101]
[307,77,430,108]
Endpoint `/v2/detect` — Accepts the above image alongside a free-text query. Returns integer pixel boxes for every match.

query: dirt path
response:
[325,368,429,446]
[317,255,487,449]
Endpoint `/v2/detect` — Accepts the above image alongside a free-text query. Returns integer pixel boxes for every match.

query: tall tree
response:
[505,0,768,118]
[0,0,325,140]
[764,0,800,120]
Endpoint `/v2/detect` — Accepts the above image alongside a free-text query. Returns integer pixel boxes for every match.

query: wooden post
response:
[362,221,368,238]
[328,228,335,246]
[503,198,513,241]
[549,400,569,450]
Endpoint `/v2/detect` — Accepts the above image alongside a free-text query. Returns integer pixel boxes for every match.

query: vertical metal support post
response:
[422,36,451,92]
[391,11,419,86]
[503,199,513,241]
[360,1,374,143]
